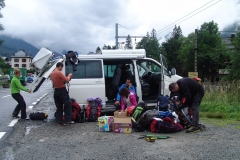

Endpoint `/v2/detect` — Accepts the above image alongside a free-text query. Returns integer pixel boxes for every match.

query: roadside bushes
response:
[201,81,240,120]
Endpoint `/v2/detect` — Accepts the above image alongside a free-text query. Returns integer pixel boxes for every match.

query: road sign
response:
[188,72,198,78]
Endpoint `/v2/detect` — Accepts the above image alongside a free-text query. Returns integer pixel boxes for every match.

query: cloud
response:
[1,0,240,54]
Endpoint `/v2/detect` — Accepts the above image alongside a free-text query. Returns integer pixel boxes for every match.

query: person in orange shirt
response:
[50,62,73,126]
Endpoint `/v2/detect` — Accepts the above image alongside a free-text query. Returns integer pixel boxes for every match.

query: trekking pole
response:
[181,108,192,123]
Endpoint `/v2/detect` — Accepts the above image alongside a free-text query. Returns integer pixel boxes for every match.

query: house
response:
[10,50,33,69]
[0,56,10,64]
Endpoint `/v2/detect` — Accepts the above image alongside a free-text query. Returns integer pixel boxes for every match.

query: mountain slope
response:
[0,34,39,58]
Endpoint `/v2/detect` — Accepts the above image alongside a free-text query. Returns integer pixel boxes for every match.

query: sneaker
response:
[186,126,200,133]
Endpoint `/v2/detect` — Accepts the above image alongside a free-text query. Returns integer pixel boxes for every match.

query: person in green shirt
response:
[11,68,31,119]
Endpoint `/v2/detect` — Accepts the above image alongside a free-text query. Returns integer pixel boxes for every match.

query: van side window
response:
[65,60,102,78]
[104,65,116,78]
[136,60,161,75]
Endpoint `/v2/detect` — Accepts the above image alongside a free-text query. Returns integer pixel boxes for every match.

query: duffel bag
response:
[29,112,48,120]
[150,117,183,133]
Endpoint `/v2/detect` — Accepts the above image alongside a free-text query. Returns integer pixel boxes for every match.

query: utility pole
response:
[115,23,144,49]
[115,23,118,49]
[194,29,198,72]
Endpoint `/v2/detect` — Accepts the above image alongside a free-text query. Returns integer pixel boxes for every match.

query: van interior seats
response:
[106,63,122,100]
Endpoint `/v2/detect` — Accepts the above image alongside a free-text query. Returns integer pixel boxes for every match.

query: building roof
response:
[11,50,33,58]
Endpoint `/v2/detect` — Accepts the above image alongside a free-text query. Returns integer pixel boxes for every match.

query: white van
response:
[30,48,182,112]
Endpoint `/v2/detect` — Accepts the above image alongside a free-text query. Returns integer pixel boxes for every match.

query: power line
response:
[156,0,216,34]
[156,0,222,35]
[118,24,144,36]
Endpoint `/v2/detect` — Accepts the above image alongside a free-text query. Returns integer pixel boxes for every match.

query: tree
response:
[160,25,183,70]
[171,25,182,39]
[177,33,195,76]
[107,45,112,50]
[136,31,160,61]
[125,35,132,49]
[0,0,5,31]
[0,56,10,74]
[102,44,108,50]
[227,25,240,80]
[96,46,101,53]
[197,21,228,79]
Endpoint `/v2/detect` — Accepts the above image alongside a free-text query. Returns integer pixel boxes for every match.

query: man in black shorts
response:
[169,77,205,133]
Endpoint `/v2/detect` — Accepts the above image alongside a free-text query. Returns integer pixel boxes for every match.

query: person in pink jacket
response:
[119,87,137,111]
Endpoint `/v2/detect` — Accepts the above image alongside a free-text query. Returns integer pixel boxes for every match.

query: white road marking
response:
[2,95,10,98]
[32,102,37,105]
[36,99,40,102]
[8,119,19,127]
[28,106,33,109]
[0,132,6,139]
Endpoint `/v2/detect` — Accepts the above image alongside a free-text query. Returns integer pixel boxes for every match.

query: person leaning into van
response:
[119,87,137,111]
[11,68,31,119]
[50,62,73,126]
[114,78,136,110]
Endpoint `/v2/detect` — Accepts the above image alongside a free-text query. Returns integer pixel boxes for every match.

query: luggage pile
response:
[97,96,191,134]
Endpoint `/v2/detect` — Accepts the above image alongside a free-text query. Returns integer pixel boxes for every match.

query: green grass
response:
[200,81,240,123]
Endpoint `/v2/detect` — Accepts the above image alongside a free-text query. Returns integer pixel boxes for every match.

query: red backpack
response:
[86,99,101,122]
[150,117,183,133]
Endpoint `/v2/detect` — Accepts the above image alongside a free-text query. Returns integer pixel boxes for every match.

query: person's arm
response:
[130,86,136,95]
[120,97,125,111]
[58,72,72,82]
[116,84,125,101]
[129,93,137,106]
[14,79,28,92]
[179,84,191,105]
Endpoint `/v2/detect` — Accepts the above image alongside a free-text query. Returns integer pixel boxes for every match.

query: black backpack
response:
[86,99,101,122]
[29,112,48,120]
[134,109,159,132]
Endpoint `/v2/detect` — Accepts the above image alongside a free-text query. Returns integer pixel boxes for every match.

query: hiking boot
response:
[186,126,200,133]
[198,124,206,131]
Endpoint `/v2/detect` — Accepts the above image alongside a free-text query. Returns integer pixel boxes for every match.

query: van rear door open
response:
[30,59,63,92]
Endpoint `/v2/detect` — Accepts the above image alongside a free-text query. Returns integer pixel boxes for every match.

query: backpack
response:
[132,102,147,122]
[157,95,170,111]
[150,117,183,133]
[71,98,85,123]
[134,109,159,132]
[86,99,101,122]
[29,112,48,120]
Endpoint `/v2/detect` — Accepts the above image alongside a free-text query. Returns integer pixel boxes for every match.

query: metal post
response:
[115,23,118,49]
[194,29,198,72]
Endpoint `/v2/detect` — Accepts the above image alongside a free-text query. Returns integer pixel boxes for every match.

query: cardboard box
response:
[98,116,114,132]
[114,110,127,118]
[114,117,132,133]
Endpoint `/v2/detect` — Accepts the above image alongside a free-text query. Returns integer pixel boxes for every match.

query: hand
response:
[114,101,120,105]
[28,90,32,93]
[176,101,180,105]
[68,73,73,77]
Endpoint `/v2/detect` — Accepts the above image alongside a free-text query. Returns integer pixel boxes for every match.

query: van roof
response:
[77,49,146,59]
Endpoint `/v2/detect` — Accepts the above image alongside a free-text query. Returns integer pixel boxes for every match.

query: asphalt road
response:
[0,91,240,160]
[0,79,52,150]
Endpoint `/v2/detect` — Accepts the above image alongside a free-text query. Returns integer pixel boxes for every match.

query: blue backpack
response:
[157,95,170,111]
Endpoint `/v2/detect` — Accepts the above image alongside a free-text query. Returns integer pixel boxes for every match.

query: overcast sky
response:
[1,0,240,54]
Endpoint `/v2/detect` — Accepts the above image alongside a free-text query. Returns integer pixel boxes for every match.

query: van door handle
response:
[95,80,102,83]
